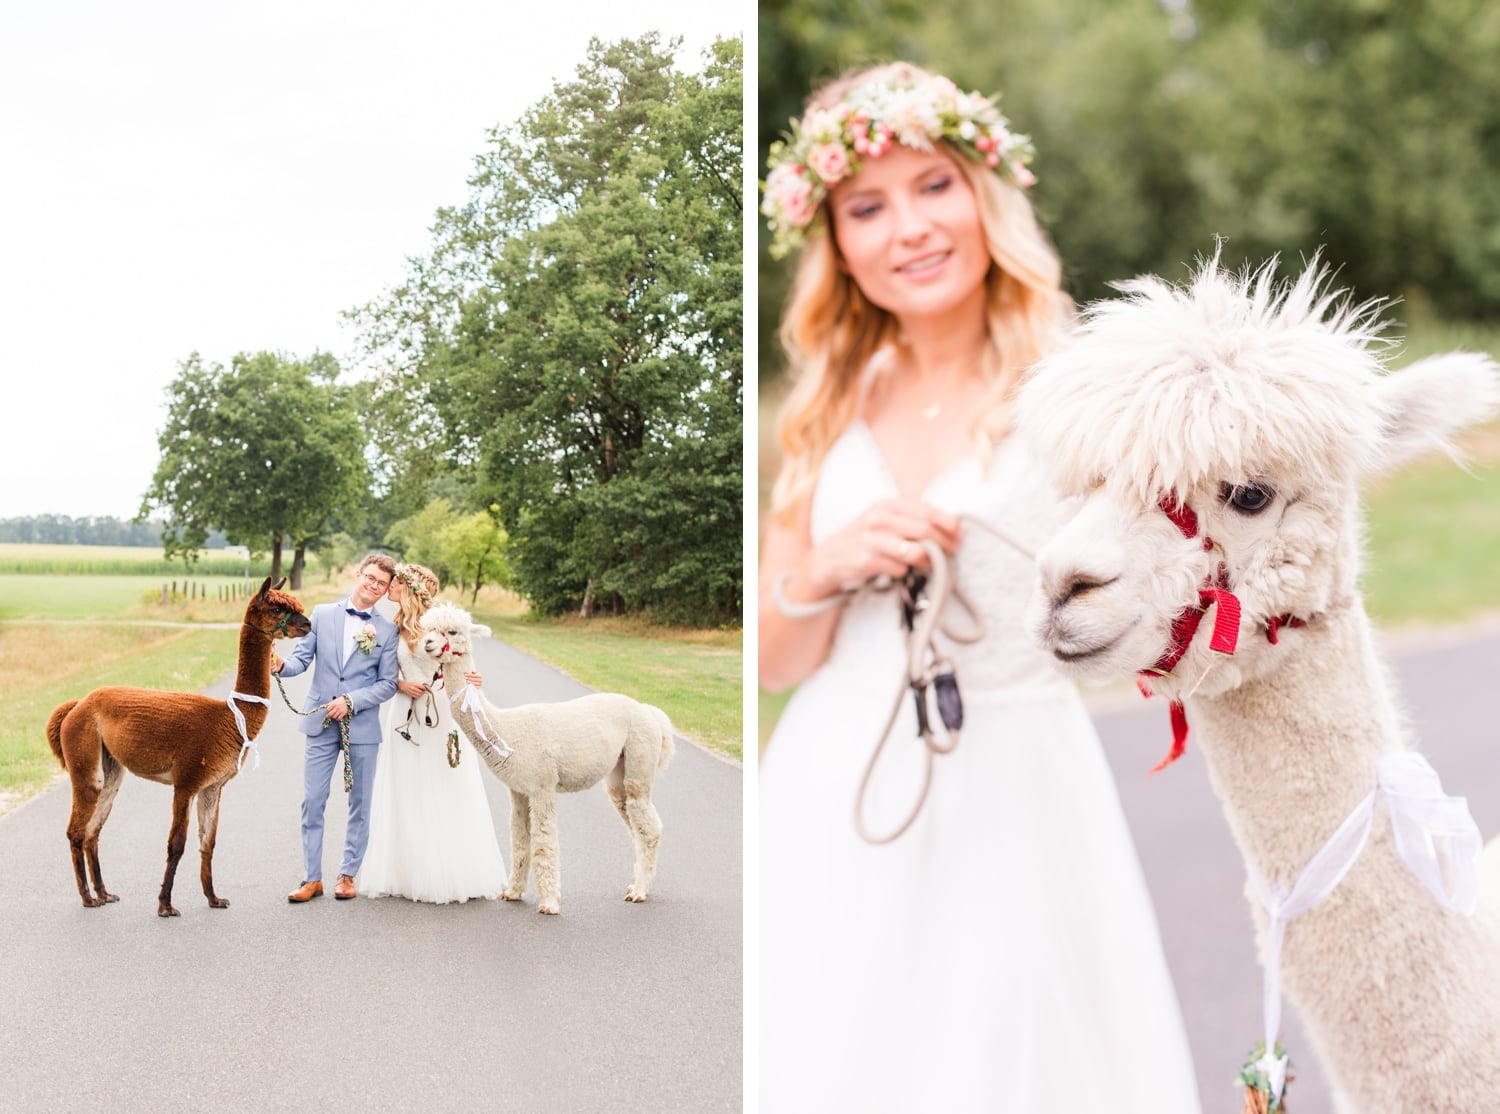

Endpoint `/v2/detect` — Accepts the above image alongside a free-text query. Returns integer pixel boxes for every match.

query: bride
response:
[358,563,507,903]
[758,62,1201,1112]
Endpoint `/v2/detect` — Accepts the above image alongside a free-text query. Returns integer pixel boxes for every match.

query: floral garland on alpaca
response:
[762,66,1037,258]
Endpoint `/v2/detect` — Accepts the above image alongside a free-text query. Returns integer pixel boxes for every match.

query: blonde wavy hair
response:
[392,563,440,648]
[769,62,1071,521]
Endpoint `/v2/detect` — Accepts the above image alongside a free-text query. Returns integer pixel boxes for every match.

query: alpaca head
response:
[1017,254,1499,700]
[419,601,492,665]
[245,576,311,640]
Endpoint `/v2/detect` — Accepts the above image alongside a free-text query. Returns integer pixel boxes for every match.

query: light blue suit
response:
[278,598,399,882]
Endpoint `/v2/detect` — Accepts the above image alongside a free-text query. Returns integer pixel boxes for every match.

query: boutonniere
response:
[354,623,378,655]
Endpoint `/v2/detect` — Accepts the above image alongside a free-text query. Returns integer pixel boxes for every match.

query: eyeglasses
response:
[359,571,392,589]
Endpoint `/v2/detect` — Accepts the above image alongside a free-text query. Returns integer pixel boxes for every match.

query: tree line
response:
[758,0,1500,375]
[0,514,219,548]
[140,34,742,627]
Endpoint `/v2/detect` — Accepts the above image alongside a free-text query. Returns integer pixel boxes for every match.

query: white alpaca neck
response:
[1192,605,1398,875]
[1187,604,1495,1103]
[440,656,513,759]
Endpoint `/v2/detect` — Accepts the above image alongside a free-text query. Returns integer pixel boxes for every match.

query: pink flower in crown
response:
[1014,165,1037,188]
[807,143,851,185]
[765,163,817,227]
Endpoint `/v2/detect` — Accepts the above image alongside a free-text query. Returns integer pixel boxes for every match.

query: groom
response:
[275,553,399,902]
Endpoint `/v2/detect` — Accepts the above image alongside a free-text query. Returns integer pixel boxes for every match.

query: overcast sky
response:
[0,1,742,521]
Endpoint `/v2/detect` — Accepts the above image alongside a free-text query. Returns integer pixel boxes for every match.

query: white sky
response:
[0,1,743,520]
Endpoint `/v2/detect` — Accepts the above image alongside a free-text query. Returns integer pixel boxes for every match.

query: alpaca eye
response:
[1222,482,1274,514]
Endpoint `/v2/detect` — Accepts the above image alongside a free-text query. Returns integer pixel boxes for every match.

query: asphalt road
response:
[1094,622,1500,1114]
[0,631,742,1113]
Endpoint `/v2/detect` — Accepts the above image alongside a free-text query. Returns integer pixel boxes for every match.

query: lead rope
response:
[773,515,1036,845]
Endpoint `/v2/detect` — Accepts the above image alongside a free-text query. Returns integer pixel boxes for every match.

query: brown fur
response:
[45,577,310,917]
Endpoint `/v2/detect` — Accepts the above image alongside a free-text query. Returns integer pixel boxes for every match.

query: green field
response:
[0,542,272,578]
[0,551,744,803]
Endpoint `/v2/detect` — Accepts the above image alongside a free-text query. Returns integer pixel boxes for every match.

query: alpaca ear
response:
[274,577,288,590]
[1367,353,1500,474]
[471,624,494,640]
[256,576,273,596]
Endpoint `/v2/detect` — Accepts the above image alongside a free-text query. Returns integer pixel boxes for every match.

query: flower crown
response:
[395,564,435,606]
[762,65,1037,259]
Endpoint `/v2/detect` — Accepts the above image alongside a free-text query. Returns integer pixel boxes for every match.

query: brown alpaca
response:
[45,576,311,917]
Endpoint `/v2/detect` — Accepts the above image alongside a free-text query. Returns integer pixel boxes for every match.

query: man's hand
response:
[271,653,284,674]
[326,696,351,721]
[463,671,484,688]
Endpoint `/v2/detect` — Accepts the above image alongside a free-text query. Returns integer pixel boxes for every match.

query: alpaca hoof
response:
[624,887,647,903]
[81,895,105,909]
[157,904,180,918]
[208,896,230,909]
[537,902,560,915]
[500,890,523,902]
[101,891,119,904]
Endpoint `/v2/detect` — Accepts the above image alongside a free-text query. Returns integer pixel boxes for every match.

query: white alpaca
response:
[1016,255,1500,1112]
[417,602,674,915]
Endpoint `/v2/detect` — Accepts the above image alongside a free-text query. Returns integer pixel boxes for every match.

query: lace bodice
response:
[808,420,1073,698]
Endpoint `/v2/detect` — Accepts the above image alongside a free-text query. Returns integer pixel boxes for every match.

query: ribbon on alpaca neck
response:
[228,691,270,770]
[455,681,513,760]
[1245,751,1482,1105]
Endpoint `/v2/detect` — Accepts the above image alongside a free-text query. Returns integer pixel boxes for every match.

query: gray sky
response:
[0,1,741,520]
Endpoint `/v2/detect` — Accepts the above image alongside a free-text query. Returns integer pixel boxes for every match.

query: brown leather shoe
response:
[288,880,323,903]
[333,874,356,900]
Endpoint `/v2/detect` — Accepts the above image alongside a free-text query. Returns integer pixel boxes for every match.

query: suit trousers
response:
[301,724,381,881]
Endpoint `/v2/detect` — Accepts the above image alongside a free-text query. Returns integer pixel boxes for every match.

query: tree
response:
[443,508,511,605]
[355,35,743,625]
[139,351,371,587]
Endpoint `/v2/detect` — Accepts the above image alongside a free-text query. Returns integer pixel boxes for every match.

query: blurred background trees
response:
[758,0,1500,378]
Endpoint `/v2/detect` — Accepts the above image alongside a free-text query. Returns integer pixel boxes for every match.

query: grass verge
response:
[468,601,743,762]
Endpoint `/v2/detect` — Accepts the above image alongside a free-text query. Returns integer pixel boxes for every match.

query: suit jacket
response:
[278,599,399,746]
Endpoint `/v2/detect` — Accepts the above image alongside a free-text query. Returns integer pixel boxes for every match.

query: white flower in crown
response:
[762,64,1037,259]
[354,624,377,655]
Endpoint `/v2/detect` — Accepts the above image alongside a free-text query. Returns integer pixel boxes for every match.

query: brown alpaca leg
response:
[196,783,229,909]
[502,790,531,902]
[66,777,104,907]
[82,751,125,904]
[157,786,193,918]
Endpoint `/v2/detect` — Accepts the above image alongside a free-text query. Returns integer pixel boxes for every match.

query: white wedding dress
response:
[358,639,507,903]
[760,421,1202,1113]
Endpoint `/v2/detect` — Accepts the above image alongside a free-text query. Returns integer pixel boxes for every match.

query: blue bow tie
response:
[346,607,372,621]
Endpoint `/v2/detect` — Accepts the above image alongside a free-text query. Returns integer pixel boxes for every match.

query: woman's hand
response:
[759,497,961,692]
[463,671,483,688]
[794,499,962,603]
[397,679,429,697]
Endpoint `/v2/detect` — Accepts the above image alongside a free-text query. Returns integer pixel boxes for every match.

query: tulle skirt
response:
[359,697,507,904]
[759,670,1202,1114]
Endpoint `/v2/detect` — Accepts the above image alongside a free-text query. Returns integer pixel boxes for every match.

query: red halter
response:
[1138,493,1302,774]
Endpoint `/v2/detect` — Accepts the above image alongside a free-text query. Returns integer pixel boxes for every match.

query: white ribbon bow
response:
[228,691,270,770]
[456,683,512,760]
[1247,751,1482,1102]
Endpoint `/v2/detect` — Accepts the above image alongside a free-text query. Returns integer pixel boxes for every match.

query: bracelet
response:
[772,570,847,620]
